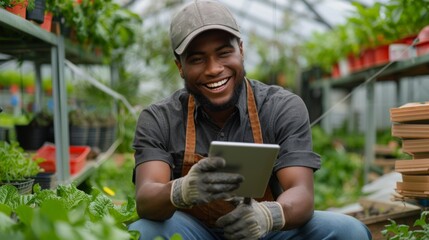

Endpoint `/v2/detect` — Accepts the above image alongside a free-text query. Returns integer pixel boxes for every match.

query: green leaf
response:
[40,199,69,222]
[15,205,34,226]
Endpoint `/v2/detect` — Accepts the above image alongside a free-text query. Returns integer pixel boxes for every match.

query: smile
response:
[205,78,229,89]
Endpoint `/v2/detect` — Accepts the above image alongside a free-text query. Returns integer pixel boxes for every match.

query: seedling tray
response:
[34,145,90,175]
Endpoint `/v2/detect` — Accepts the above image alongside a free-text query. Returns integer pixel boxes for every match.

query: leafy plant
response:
[0,0,26,9]
[312,126,364,209]
[0,141,43,182]
[26,0,34,11]
[382,210,429,239]
[384,0,429,41]
[68,109,89,127]
[0,183,140,239]
[87,155,135,201]
[45,0,142,63]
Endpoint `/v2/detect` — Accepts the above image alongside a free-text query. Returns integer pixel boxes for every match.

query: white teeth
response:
[206,79,228,88]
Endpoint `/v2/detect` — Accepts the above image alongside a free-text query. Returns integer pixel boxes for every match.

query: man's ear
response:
[175,59,184,78]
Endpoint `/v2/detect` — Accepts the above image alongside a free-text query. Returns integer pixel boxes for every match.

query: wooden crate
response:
[348,199,421,240]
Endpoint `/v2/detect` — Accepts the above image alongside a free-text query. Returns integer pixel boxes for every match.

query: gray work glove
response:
[170,157,244,208]
[216,198,285,240]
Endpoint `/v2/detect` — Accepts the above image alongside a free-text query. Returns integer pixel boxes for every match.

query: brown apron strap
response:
[182,95,197,176]
[245,79,263,144]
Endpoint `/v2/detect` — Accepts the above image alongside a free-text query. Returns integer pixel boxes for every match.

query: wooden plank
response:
[413,153,429,159]
[402,175,429,183]
[397,182,429,191]
[395,158,429,167]
[396,169,429,175]
[402,139,429,153]
[390,102,429,123]
[392,124,429,139]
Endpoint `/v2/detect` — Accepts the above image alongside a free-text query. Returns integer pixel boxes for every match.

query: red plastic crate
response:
[34,145,91,175]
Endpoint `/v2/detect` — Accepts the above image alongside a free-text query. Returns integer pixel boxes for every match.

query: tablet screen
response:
[208,141,280,198]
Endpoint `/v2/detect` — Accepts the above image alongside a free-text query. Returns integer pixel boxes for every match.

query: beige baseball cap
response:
[170,0,241,55]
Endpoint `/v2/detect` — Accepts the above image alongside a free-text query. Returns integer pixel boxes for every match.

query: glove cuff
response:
[170,178,193,209]
[261,201,286,231]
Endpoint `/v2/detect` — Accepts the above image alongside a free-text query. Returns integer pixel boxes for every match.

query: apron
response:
[180,79,274,227]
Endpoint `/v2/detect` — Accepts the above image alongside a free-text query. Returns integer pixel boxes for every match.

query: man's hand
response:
[216,199,285,240]
[170,157,244,208]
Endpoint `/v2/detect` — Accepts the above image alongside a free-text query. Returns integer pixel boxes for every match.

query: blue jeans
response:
[128,210,372,240]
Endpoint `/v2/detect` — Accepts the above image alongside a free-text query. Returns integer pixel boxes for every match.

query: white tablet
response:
[208,141,280,198]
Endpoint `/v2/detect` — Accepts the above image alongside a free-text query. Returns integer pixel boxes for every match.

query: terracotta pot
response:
[331,63,340,79]
[394,35,418,45]
[361,48,375,69]
[40,11,53,32]
[347,54,363,73]
[5,0,28,18]
[374,45,390,66]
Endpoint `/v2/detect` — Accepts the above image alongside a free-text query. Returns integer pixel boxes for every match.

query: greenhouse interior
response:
[1,0,429,239]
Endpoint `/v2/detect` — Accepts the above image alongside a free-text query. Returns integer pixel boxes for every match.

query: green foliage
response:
[115,107,137,153]
[301,0,429,71]
[0,0,26,8]
[384,0,429,41]
[0,141,43,182]
[0,70,73,95]
[0,183,140,240]
[45,0,142,63]
[87,156,135,201]
[248,32,300,90]
[126,23,181,100]
[26,0,34,11]
[301,30,342,72]
[382,211,429,240]
[312,126,364,209]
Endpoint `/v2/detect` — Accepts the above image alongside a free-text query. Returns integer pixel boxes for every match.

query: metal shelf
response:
[309,53,429,183]
[0,9,108,185]
[311,54,429,90]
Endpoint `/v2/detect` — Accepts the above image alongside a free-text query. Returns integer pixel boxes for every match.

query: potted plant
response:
[2,0,35,18]
[0,141,43,194]
[26,0,45,23]
[14,111,53,151]
[44,0,142,63]
[97,112,117,152]
[69,109,89,146]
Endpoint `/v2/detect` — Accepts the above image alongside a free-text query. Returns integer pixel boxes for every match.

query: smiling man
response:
[128,1,372,239]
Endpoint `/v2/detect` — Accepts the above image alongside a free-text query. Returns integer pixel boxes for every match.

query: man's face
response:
[176,30,245,112]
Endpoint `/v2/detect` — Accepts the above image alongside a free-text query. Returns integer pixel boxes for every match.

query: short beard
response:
[190,80,243,112]
[185,75,245,112]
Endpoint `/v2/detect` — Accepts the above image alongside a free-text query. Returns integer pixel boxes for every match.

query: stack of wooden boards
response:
[390,102,429,199]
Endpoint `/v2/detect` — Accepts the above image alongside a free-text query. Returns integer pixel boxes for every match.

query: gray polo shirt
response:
[133,79,320,182]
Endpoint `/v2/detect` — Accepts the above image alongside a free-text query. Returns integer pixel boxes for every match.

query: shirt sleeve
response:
[268,92,321,172]
[132,105,174,182]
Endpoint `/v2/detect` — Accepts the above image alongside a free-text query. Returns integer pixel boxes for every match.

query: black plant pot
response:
[86,126,100,149]
[0,127,10,142]
[32,172,56,190]
[69,125,89,146]
[15,125,49,150]
[98,126,116,152]
[26,0,46,23]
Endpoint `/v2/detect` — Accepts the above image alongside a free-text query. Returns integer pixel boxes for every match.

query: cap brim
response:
[174,25,241,55]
